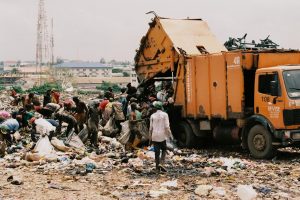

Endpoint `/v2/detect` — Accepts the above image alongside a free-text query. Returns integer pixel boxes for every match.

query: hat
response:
[153,101,163,109]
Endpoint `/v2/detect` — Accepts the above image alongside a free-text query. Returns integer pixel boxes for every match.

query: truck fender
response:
[241,115,275,149]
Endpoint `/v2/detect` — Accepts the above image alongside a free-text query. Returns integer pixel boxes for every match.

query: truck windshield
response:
[283,70,300,98]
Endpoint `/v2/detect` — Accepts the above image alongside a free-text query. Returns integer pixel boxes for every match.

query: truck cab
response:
[247,65,300,158]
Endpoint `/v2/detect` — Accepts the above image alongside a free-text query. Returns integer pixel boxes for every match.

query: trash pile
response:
[0,90,300,199]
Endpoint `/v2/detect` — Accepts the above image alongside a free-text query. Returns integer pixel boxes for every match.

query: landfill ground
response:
[1,144,300,200]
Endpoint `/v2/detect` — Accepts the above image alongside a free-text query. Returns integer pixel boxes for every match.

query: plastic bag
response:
[138,120,149,142]
[102,117,118,137]
[78,125,89,143]
[118,121,130,145]
[34,136,55,156]
[166,137,177,151]
[65,131,84,149]
[51,137,71,152]
[237,185,257,200]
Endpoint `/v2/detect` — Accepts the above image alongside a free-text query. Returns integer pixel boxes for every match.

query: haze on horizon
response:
[1,0,300,62]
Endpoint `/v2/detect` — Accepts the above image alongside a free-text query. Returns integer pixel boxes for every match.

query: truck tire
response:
[177,121,195,148]
[247,125,275,159]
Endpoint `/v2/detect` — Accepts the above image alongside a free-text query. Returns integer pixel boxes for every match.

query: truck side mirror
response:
[270,80,279,96]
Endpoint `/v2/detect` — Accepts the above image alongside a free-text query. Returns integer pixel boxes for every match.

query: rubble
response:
[149,187,170,198]
[194,185,213,196]
[237,185,257,200]
[0,91,300,199]
[160,179,178,188]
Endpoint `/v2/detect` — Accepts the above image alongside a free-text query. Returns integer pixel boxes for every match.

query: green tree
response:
[109,59,117,65]
[17,60,21,67]
[112,68,123,73]
[123,72,130,77]
[11,68,19,75]
[100,58,106,64]
[56,58,64,64]
[27,82,62,94]
[96,81,121,92]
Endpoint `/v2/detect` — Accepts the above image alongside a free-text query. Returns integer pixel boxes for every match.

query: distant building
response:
[111,65,138,87]
[3,61,19,68]
[73,77,132,89]
[54,61,112,77]
[111,72,124,77]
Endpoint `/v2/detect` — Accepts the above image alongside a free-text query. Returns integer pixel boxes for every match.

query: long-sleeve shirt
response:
[149,110,171,142]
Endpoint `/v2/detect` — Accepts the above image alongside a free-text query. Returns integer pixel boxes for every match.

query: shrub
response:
[26,82,62,94]
[96,81,121,92]
[12,86,24,93]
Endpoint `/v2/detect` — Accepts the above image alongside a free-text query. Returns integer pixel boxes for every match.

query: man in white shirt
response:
[29,117,56,142]
[149,101,173,172]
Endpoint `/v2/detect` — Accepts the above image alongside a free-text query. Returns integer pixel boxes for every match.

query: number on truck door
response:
[256,73,285,128]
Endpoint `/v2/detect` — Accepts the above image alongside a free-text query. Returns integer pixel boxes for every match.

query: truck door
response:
[255,72,285,129]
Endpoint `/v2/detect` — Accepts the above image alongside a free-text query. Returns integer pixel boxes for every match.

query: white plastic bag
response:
[34,136,55,156]
[65,131,84,149]
[166,137,177,151]
[118,121,130,144]
[237,185,257,200]
[102,117,118,136]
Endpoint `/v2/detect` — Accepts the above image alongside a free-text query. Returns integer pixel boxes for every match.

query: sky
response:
[0,0,300,62]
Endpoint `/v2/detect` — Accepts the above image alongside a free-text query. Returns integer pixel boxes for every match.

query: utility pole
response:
[36,0,49,85]
[50,18,54,65]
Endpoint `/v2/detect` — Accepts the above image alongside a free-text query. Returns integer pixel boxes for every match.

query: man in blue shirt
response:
[0,119,19,146]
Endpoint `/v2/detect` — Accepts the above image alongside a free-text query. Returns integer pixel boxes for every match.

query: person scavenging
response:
[72,96,88,132]
[54,112,79,138]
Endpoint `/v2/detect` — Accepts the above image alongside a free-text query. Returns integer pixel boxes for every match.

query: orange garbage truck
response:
[135,16,300,158]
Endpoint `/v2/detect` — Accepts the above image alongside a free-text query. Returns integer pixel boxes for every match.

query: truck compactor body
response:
[135,16,300,158]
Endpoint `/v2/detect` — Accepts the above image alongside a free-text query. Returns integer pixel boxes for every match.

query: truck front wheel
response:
[247,125,275,159]
[177,121,195,148]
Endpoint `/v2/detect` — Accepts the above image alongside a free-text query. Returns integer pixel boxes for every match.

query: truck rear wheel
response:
[177,121,195,148]
[247,125,275,159]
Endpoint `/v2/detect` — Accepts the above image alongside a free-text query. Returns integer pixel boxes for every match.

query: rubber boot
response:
[131,138,141,149]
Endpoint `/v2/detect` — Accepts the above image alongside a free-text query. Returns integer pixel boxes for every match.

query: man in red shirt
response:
[99,98,109,112]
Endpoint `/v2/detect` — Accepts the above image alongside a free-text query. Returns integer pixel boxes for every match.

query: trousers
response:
[153,140,167,169]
